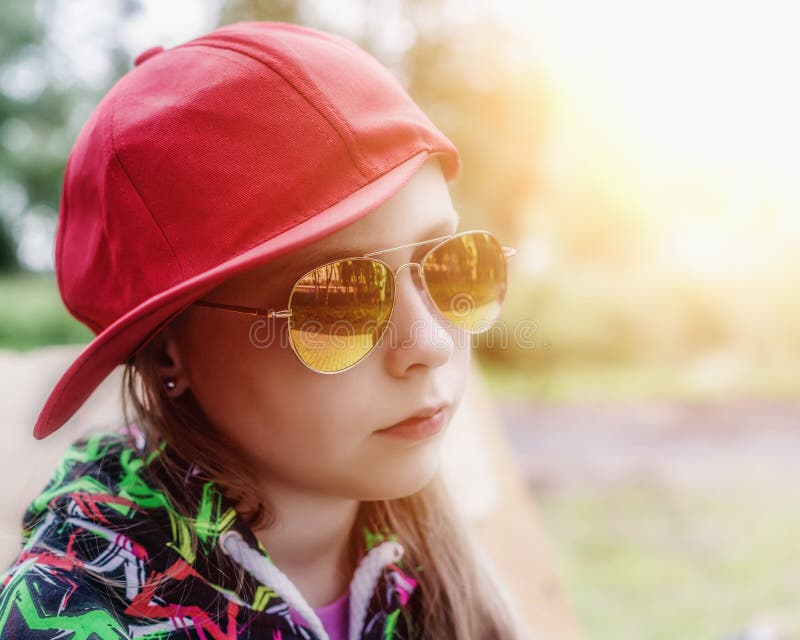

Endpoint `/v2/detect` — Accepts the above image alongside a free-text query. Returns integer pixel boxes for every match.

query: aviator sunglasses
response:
[192,229,516,374]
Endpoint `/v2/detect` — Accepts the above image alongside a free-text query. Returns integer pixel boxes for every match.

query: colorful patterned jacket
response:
[0,432,424,639]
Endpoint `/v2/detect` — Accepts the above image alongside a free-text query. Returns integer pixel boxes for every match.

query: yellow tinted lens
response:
[288,258,394,372]
[423,232,507,332]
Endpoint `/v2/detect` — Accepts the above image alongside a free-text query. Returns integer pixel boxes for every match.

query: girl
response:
[0,21,526,639]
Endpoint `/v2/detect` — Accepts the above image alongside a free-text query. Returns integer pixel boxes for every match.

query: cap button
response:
[134,45,165,67]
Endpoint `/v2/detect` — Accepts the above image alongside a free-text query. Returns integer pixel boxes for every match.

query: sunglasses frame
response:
[192,229,516,374]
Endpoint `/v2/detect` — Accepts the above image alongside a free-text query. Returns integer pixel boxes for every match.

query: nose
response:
[381,263,454,377]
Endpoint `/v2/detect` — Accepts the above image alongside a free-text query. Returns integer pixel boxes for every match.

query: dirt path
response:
[498,400,800,493]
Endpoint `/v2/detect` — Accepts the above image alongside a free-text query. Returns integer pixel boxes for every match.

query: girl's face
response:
[162,158,469,501]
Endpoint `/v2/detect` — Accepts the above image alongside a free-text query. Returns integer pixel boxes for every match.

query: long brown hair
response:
[121,317,528,639]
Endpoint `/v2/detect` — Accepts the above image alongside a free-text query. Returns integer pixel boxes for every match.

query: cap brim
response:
[34,150,438,439]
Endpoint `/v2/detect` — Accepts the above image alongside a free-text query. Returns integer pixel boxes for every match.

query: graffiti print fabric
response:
[0,432,423,639]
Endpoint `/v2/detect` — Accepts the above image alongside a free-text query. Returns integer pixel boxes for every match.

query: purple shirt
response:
[289,587,350,640]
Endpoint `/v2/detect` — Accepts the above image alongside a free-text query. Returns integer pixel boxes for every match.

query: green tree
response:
[0,0,141,273]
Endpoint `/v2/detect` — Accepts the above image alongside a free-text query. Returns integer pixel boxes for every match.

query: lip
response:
[375,405,448,440]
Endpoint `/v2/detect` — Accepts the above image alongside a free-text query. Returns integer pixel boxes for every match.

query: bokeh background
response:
[2,1,799,637]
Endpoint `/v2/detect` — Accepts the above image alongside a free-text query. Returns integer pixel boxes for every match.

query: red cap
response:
[36,21,460,439]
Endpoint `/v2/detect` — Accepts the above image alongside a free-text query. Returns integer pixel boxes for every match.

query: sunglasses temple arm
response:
[192,300,292,319]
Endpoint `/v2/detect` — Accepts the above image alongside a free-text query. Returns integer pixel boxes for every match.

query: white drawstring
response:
[348,540,404,640]
[220,529,405,640]
[220,530,328,639]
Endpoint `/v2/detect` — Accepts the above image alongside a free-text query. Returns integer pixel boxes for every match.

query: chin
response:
[357,446,442,500]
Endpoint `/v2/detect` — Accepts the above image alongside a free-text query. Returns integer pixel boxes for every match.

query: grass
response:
[536,485,800,639]
[0,271,93,350]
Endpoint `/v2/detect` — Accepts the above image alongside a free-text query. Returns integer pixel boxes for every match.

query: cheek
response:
[177,317,362,470]
[178,316,302,433]
[451,330,472,373]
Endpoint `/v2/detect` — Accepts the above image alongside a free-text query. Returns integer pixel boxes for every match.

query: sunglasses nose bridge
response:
[392,261,443,321]
[393,261,426,289]
[394,261,422,277]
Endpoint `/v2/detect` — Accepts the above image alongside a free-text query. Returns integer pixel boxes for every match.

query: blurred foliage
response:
[0,0,140,273]
[0,2,69,270]
[0,221,17,272]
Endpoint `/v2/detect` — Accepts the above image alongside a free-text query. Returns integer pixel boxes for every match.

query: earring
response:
[164,377,177,391]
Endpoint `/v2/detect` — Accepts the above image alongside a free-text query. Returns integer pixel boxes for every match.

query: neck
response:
[251,483,361,609]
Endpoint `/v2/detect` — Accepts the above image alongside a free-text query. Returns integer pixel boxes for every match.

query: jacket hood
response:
[0,431,423,639]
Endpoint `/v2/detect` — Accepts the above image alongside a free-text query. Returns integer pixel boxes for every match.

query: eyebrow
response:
[276,212,460,278]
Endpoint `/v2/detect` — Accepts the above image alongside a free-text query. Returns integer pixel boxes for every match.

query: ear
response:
[156,329,192,398]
